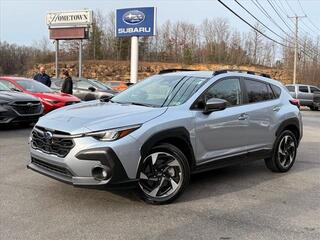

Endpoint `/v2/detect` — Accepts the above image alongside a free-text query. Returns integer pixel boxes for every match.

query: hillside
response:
[27,60,292,84]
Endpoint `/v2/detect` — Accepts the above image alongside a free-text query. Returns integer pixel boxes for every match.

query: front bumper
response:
[28,135,141,189]
[0,105,42,124]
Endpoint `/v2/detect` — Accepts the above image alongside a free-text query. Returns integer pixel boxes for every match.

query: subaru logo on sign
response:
[122,10,145,25]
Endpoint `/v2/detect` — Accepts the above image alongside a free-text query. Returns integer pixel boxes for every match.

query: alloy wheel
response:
[278,135,296,168]
[138,152,183,199]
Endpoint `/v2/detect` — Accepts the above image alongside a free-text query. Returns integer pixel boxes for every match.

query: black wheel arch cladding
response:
[139,127,196,171]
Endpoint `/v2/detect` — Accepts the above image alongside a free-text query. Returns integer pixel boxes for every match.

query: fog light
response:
[92,167,109,181]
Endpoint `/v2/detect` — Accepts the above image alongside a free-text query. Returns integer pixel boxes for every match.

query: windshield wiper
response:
[113,101,156,107]
[130,102,156,107]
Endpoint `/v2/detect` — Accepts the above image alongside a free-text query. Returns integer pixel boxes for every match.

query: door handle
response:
[238,113,248,120]
[273,106,281,112]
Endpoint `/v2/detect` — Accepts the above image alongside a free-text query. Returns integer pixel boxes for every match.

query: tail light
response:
[289,99,300,108]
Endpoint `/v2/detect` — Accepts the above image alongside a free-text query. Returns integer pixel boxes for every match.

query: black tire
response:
[137,143,190,204]
[20,121,34,128]
[265,130,298,172]
[310,105,319,111]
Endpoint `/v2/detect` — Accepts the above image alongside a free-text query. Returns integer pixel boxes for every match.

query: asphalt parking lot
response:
[0,110,319,240]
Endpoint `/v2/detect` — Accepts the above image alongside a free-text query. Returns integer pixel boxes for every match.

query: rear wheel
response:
[265,130,297,172]
[137,143,190,204]
[310,105,318,111]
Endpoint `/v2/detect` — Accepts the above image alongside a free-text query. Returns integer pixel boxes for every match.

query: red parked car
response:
[0,77,80,113]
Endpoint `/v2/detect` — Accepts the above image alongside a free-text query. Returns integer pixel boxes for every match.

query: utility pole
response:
[288,15,306,84]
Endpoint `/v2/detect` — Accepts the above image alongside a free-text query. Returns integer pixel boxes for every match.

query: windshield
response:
[16,79,53,93]
[0,82,10,91]
[111,75,208,107]
[90,80,113,91]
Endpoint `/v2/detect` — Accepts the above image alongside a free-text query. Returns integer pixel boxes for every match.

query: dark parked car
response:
[51,78,117,101]
[0,82,43,125]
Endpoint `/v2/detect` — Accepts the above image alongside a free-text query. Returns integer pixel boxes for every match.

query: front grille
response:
[31,127,75,158]
[11,101,42,115]
[31,157,73,177]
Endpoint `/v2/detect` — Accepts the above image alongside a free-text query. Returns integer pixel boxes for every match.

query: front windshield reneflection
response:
[16,79,53,93]
[90,80,113,91]
[111,75,208,107]
[0,82,10,91]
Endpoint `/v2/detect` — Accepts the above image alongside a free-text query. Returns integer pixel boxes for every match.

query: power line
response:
[234,0,288,43]
[273,0,312,38]
[217,0,288,48]
[251,0,316,57]
[219,0,317,60]
[266,0,295,35]
[297,0,320,33]
[234,0,307,52]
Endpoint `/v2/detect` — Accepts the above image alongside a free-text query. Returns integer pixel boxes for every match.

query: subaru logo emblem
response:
[123,10,145,25]
[44,131,53,141]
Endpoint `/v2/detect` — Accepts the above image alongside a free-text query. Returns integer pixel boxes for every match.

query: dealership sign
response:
[115,7,156,37]
[46,10,93,27]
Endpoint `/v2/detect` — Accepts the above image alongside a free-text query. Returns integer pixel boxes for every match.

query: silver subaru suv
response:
[28,70,303,204]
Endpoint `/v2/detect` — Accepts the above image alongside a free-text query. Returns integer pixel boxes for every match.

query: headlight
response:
[42,98,60,104]
[85,125,141,141]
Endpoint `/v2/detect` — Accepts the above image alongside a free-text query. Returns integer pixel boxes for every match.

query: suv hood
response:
[0,91,39,102]
[31,92,80,102]
[36,100,166,134]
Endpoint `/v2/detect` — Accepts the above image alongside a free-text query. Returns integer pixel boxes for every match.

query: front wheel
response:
[265,130,298,172]
[137,143,190,204]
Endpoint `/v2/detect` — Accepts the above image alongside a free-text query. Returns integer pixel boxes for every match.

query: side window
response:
[286,86,295,92]
[244,79,273,103]
[270,84,281,98]
[205,78,242,107]
[299,86,309,93]
[310,86,320,93]
[77,80,92,89]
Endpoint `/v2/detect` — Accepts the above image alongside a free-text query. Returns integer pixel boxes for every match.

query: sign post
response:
[115,7,156,83]
[130,36,139,83]
[46,10,92,78]
[55,40,59,78]
[79,39,83,78]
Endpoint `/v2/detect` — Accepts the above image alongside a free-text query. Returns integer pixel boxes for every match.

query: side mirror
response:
[88,86,96,92]
[203,98,227,114]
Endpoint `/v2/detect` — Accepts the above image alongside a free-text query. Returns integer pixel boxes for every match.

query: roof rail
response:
[158,69,196,74]
[213,69,271,78]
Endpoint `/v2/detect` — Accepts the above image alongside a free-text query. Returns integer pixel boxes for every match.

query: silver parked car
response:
[285,84,320,111]
[51,78,117,101]
[28,70,303,204]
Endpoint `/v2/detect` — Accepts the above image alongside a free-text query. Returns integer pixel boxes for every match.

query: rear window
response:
[299,86,309,93]
[244,79,274,103]
[270,84,281,98]
[310,86,320,93]
[286,86,295,92]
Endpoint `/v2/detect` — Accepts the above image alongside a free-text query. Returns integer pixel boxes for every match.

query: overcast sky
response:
[1,0,320,47]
